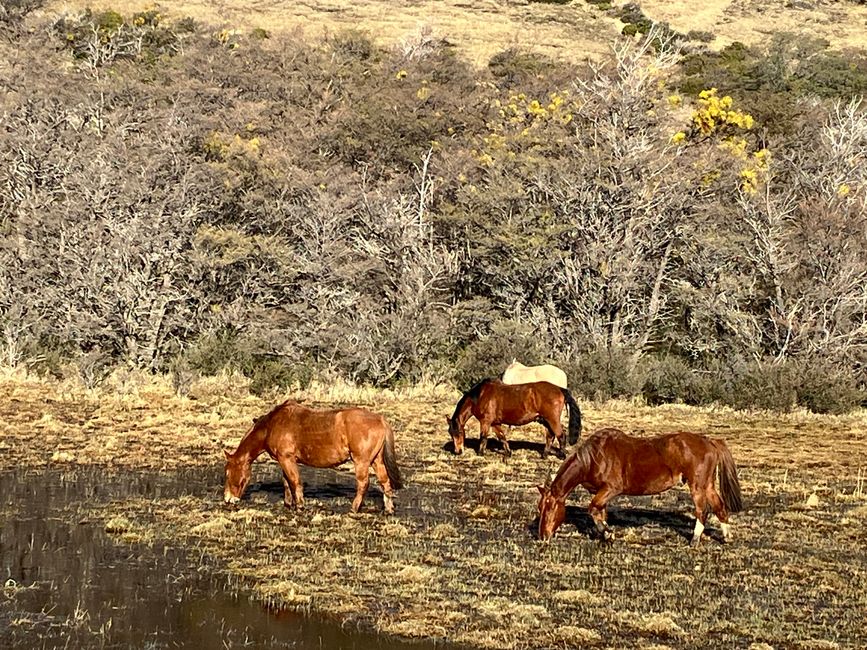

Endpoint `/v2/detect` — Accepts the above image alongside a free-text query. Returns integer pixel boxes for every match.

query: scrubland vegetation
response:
[1,1,866,414]
[3,2,867,648]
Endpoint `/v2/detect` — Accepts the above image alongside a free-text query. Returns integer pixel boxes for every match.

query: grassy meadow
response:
[2,369,866,648]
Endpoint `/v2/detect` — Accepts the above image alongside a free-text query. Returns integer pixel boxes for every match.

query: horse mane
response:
[451,378,494,421]
[552,429,617,496]
[237,399,295,447]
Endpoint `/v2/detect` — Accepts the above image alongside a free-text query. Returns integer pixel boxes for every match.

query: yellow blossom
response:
[395,70,407,80]
[671,131,686,144]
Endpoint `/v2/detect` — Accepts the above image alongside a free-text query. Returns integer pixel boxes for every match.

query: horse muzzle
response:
[224,491,240,505]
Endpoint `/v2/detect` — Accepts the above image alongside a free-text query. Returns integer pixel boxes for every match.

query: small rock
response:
[805,492,819,508]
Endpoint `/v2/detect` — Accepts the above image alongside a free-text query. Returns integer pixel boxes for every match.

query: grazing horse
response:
[537,428,742,546]
[502,359,568,389]
[223,400,403,514]
[447,379,581,458]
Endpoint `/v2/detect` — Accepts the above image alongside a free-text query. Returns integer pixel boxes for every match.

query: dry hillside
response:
[38,0,867,65]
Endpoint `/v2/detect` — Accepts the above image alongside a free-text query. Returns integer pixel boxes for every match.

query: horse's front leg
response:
[588,487,617,542]
[277,456,304,510]
[477,421,490,455]
[492,425,511,457]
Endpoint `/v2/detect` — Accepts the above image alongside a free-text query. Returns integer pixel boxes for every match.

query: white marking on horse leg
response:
[384,493,395,515]
[720,522,731,541]
[691,518,705,546]
[224,491,239,504]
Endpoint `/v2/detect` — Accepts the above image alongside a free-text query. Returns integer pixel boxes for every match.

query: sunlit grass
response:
[3,370,867,648]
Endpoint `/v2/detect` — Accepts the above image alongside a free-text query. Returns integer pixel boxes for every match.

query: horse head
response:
[536,484,565,541]
[444,416,464,454]
[223,449,251,504]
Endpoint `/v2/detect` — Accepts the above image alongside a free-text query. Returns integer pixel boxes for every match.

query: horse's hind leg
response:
[539,418,564,459]
[706,487,732,542]
[689,484,709,547]
[277,456,304,510]
[351,460,371,513]
[493,425,511,457]
[372,454,395,514]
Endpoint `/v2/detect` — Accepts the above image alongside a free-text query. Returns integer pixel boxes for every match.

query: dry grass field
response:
[2,369,866,648]
[37,0,867,66]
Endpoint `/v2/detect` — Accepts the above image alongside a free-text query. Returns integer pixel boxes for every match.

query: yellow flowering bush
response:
[692,88,754,136]
[472,89,576,166]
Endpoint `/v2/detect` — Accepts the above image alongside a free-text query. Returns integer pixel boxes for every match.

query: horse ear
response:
[537,485,546,496]
[444,416,451,425]
[223,449,232,460]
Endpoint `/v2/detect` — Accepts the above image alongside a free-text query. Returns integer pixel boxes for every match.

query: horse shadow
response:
[441,438,551,457]
[248,467,364,505]
[527,504,698,543]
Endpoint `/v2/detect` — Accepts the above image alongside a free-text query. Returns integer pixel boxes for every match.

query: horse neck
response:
[234,424,267,463]
[550,452,587,500]
[451,394,474,426]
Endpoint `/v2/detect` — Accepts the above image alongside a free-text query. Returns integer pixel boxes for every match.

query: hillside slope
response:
[38,0,867,65]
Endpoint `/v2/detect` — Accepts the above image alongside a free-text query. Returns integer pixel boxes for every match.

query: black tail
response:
[713,439,743,513]
[382,423,404,490]
[561,388,582,445]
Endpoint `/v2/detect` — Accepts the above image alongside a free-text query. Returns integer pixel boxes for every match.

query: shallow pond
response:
[0,468,461,649]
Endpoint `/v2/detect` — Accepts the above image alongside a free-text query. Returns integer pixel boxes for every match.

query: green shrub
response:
[329,29,375,61]
[179,330,314,395]
[678,33,867,135]
[568,348,643,402]
[716,358,798,412]
[686,30,715,43]
[641,355,717,406]
[793,360,864,415]
[452,321,550,391]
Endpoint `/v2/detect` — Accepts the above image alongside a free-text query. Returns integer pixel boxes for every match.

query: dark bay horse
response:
[447,379,581,458]
[537,428,742,545]
[224,400,403,514]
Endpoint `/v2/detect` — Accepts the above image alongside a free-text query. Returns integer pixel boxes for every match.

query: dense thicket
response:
[1,7,865,411]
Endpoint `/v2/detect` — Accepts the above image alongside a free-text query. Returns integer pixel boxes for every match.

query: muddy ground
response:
[1,371,866,648]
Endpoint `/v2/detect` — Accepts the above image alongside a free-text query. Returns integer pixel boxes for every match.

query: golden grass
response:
[3,370,867,648]
[36,0,867,69]
[639,0,867,51]
[39,0,619,66]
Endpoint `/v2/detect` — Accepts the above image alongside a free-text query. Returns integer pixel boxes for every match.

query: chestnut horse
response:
[223,401,403,514]
[502,359,568,389]
[537,428,742,546]
[447,379,581,458]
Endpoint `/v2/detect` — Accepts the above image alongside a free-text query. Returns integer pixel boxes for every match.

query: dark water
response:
[0,468,458,650]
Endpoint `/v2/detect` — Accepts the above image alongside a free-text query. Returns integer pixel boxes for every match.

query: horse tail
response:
[561,388,582,445]
[382,421,404,490]
[713,439,743,513]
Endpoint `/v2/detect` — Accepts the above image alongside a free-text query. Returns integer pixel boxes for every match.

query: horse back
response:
[265,405,382,468]
[502,363,567,389]
[477,380,564,424]
[588,431,702,495]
